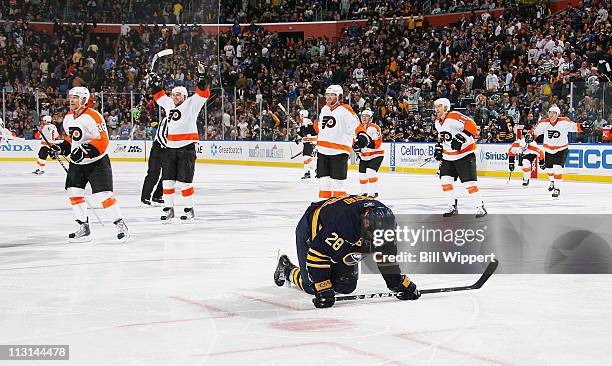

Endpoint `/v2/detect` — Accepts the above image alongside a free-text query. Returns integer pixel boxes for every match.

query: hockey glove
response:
[390,275,421,300]
[52,140,71,157]
[508,155,515,172]
[434,142,443,161]
[539,158,546,170]
[70,144,99,164]
[313,288,335,309]
[353,132,371,153]
[580,120,593,132]
[146,72,163,94]
[196,61,209,90]
[450,132,467,151]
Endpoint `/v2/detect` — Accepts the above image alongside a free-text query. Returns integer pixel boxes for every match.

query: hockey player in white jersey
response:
[296,109,316,179]
[357,109,384,197]
[148,61,210,222]
[53,87,129,242]
[0,117,24,144]
[507,131,544,187]
[33,115,60,175]
[433,98,486,218]
[301,85,370,198]
[533,105,591,198]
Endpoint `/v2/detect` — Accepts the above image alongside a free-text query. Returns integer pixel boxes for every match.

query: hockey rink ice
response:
[1,161,612,365]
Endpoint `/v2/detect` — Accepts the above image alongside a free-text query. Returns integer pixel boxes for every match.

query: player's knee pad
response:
[366,168,377,179]
[319,176,331,189]
[68,187,86,197]
[162,180,176,189]
[440,175,454,185]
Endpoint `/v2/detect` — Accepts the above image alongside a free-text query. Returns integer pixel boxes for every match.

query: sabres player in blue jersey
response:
[274,195,421,308]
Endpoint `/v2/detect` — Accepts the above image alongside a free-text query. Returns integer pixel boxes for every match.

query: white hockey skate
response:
[114,219,129,243]
[68,220,92,243]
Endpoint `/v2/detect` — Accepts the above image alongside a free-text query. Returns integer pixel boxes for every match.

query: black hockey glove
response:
[450,132,467,151]
[353,131,371,153]
[52,140,71,157]
[580,120,593,132]
[539,158,546,170]
[196,61,209,90]
[508,155,515,172]
[389,275,421,300]
[70,143,99,164]
[146,72,163,94]
[434,142,443,161]
[312,280,335,308]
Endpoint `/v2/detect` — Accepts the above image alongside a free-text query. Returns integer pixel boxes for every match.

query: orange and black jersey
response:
[305,195,387,284]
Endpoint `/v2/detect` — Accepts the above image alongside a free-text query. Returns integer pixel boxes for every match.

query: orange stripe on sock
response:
[548,172,554,176]
[368,177,378,183]
[37,161,45,167]
[69,196,85,205]
[522,168,531,172]
[163,188,175,195]
[359,179,368,184]
[554,174,563,179]
[332,191,346,197]
[304,158,312,164]
[319,190,332,198]
[442,184,453,192]
[467,186,480,194]
[182,187,195,197]
[102,196,117,208]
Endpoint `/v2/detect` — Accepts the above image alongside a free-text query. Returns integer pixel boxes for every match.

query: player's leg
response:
[317,153,332,198]
[366,156,383,197]
[358,158,368,195]
[176,143,197,221]
[65,163,91,242]
[439,159,458,216]
[329,154,349,197]
[34,146,50,174]
[551,149,567,198]
[302,143,314,179]
[141,141,164,205]
[89,156,129,242]
[161,148,178,222]
[457,153,486,218]
[545,152,555,191]
[522,155,535,187]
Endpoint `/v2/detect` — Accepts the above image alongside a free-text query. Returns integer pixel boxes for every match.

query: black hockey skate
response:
[180,208,195,222]
[141,198,152,206]
[114,219,129,243]
[522,179,530,187]
[476,202,488,218]
[552,188,561,199]
[32,169,45,175]
[548,181,555,192]
[274,254,296,287]
[161,207,175,223]
[369,193,379,198]
[152,197,164,206]
[68,219,91,243]
[301,171,311,179]
[443,199,459,217]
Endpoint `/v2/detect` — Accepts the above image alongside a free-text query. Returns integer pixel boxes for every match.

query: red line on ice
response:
[395,333,513,366]
[169,295,239,317]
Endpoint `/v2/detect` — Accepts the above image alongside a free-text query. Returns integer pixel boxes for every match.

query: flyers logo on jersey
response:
[169,109,182,121]
[69,127,83,141]
[440,131,453,141]
[321,116,337,129]
[547,130,561,139]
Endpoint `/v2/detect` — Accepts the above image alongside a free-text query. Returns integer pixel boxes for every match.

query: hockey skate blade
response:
[68,236,93,243]
[179,218,196,224]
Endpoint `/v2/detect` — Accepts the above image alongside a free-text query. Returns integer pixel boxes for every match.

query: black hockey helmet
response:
[523,130,534,143]
[361,206,396,249]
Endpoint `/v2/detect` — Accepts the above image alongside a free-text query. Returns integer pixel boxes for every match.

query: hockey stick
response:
[151,48,173,71]
[334,259,499,302]
[35,125,104,226]
[291,150,303,159]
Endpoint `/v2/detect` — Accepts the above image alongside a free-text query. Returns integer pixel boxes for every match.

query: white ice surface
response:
[1,161,612,365]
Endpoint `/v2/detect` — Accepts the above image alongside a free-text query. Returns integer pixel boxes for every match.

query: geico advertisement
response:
[565,146,612,175]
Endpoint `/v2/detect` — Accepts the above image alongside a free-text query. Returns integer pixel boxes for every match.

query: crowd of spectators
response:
[2,0,525,24]
[0,1,610,144]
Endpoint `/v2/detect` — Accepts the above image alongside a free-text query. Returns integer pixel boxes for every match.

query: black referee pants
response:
[141,140,164,201]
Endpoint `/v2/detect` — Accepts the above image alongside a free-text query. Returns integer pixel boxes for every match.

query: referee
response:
[141,118,167,206]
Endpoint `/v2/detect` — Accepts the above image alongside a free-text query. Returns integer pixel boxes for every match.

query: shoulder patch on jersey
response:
[340,104,357,115]
[83,109,103,124]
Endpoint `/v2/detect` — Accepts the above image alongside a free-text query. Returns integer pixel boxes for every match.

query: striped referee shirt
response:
[155,116,169,148]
